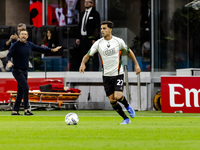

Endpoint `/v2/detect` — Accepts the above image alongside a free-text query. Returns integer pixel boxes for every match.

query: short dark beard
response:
[20,38,27,43]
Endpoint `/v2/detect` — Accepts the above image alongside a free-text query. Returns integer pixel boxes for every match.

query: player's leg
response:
[12,70,24,115]
[12,69,33,115]
[108,94,129,120]
[103,75,130,124]
[20,71,33,115]
[12,85,23,115]
[115,93,135,118]
[114,75,135,118]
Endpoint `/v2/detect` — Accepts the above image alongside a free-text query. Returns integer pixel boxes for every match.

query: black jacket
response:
[7,41,51,70]
[77,7,100,40]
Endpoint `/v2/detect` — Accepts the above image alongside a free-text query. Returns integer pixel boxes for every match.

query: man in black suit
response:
[140,0,151,45]
[72,0,100,71]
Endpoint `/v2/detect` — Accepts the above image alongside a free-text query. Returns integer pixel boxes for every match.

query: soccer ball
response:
[65,113,79,125]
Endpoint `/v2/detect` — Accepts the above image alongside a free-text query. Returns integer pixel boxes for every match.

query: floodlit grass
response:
[0,110,200,150]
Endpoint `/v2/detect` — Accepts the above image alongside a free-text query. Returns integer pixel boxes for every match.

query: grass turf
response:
[0,110,200,150]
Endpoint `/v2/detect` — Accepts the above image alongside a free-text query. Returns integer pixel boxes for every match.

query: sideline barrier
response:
[161,76,200,113]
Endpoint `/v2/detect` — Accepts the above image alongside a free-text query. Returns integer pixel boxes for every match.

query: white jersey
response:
[88,36,129,76]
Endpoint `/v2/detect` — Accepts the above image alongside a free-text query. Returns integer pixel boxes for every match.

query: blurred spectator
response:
[142,41,150,62]
[142,41,150,71]
[0,23,33,72]
[55,0,79,26]
[140,0,151,44]
[74,0,100,71]
[140,0,151,71]
[65,0,78,24]
[55,0,67,26]
[30,0,58,27]
[0,51,8,72]
[41,29,59,56]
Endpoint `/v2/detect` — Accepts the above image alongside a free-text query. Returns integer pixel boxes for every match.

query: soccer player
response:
[7,29,62,116]
[79,21,141,124]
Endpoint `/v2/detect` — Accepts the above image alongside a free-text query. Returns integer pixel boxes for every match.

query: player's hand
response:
[79,63,86,73]
[51,46,62,52]
[6,61,13,68]
[135,64,141,75]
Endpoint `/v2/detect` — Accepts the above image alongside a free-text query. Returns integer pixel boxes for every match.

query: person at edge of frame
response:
[6,29,62,116]
[73,0,100,71]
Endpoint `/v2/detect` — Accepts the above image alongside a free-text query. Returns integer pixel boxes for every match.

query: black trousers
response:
[80,36,99,71]
[12,69,29,111]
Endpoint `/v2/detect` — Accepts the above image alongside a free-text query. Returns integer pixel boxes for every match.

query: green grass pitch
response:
[0,110,200,150]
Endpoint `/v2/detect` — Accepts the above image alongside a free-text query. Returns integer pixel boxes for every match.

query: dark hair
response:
[18,23,26,29]
[42,28,56,46]
[85,0,93,3]
[101,21,114,29]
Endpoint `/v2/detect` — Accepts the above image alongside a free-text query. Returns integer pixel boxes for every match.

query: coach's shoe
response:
[120,118,131,125]
[24,110,33,116]
[126,105,135,118]
[11,111,21,116]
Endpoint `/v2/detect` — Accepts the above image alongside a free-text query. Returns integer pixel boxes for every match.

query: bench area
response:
[7,90,81,110]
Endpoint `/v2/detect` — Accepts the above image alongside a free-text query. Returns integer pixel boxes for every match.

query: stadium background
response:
[0,0,199,111]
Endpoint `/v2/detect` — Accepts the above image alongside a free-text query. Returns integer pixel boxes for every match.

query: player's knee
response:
[113,92,123,100]
[109,99,117,104]
[114,95,123,101]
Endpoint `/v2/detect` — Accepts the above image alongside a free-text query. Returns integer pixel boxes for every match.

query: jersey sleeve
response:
[88,41,98,56]
[120,38,129,52]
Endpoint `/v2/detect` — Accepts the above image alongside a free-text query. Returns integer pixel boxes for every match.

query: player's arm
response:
[6,44,15,69]
[127,48,141,74]
[79,53,90,73]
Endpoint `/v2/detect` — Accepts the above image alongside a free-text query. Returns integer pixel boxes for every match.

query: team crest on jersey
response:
[104,48,116,56]
[107,42,110,48]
